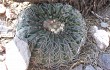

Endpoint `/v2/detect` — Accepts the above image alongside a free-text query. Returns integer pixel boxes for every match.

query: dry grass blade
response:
[69,60,85,70]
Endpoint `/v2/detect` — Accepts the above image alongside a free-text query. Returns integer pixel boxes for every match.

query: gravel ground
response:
[0,1,110,70]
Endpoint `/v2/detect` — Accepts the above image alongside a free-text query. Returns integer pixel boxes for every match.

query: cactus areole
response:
[16,3,87,66]
[43,19,65,34]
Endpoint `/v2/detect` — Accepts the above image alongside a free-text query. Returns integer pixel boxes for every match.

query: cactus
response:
[16,3,87,66]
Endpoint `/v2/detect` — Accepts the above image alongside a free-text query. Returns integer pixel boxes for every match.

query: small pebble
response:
[99,54,110,70]
[96,67,103,70]
[0,4,6,15]
[90,26,109,50]
[0,62,7,70]
[11,2,19,8]
[0,44,5,52]
[23,2,30,6]
[85,65,95,70]
[6,8,15,19]
[0,54,5,61]
[100,22,109,28]
[0,24,10,33]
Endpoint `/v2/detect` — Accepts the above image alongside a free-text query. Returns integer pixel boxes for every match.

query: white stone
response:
[85,65,95,70]
[99,54,110,70]
[96,67,103,70]
[0,24,14,38]
[0,45,4,52]
[0,24,9,33]
[11,2,19,8]
[4,36,31,70]
[6,8,12,19]
[0,62,7,70]
[0,54,5,61]
[100,22,109,28]
[0,4,6,15]
[90,26,109,50]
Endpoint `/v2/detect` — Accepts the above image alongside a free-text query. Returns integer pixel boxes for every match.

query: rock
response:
[0,4,6,15]
[96,67,103,70]
[0,24,14,38]
[11,2,19,8]
[70,64,82,70]
[6,8,16,19]
[0,24,10,33]
[23,2,30,6]
[0,54,5,61]
[4,36,31,70]
[99,54,110,70]
[15,4,22,14]
[90,26,109,50]
[100,22,109,28]
[0,62,7,70]
[0,44,5,52]
[85,65,95,70]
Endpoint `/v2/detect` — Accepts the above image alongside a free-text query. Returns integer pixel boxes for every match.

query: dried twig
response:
[69,60,85,70]
[91,11,104,20]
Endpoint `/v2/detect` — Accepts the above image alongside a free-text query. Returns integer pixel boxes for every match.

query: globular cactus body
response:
[16,3,87,66]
